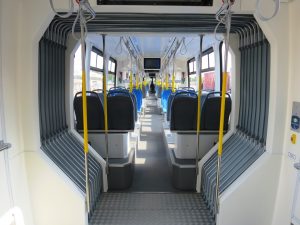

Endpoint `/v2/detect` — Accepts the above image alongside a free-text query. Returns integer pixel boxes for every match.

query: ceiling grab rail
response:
[214,0,235,215]
[48,0,96,214]
[195,34,204,175]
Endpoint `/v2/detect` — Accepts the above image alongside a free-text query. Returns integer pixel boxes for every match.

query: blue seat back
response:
[107,89,135,130]
[170,91,198,131]
[167,88,196,121]
[133,89,143,113]
[161,89,172,113]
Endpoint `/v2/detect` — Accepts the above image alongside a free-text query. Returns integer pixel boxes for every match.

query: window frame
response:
[90,47,104,72]
[187,47,216,88]
[90,47,117,88]
[201,47,215,73]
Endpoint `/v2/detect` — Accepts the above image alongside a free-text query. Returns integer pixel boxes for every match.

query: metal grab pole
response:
[215,71,228,213]
[129,55,133,93]
[196,35,204,175]
[79,6,90,213]
[172,56,176,93]
[166,74,169,89]
[102,34,109,175]
[215,1,233,214]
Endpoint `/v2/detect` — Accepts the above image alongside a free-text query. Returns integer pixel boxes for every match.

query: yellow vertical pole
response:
[217,72,228,156]
[129,72,133,93]
[196,35,204,175]
[136,73,139,89]
[172,73,175,92]
[166,74,169,89]
[215,5,233,214]
[80,8,90,213]
[102,35,109,175]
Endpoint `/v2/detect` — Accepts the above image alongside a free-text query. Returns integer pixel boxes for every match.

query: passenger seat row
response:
[170,91,232,131]
[74,90,137,131]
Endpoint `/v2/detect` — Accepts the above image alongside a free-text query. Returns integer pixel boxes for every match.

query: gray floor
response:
[89,96,215,225]
[129,97,177,192]
[90,193,215,225]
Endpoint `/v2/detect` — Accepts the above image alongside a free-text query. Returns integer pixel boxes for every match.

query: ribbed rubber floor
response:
[90,193,215,225]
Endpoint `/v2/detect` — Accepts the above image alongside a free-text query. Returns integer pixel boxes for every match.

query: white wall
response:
[26,152,86,225]
[272,1,300,224]
[0,1,34,225]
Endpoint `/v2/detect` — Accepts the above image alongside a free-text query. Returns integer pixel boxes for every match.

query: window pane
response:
[202,55,209,70]
[90,70,103,91]
[209,52,215,68]
[202,71,215,91]
[108,60,112,72]
[189,61,194,73]
[111,62,116,73]
[90,51,97,68]
[74,45,82,96]
[193,61,197,73]
[222,43,232,92]
[107,73,115,90]
[97,55,103,69]
[189,74,197,90]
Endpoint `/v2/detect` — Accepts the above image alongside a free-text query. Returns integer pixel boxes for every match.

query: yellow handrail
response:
[136,74,139,89]
[80,35,90,213]
[196,75,202,135]
[217,72,228,156]
[103,73,108,134]
[215,71,228,214]
[102,35,109,176]
[82,70,89,154]
[196,34,204,175]
[172,73,175,92]
[166,75,169,89]
[129,72,133,93]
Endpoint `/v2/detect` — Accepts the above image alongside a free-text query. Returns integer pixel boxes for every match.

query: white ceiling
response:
[87,33,220,61]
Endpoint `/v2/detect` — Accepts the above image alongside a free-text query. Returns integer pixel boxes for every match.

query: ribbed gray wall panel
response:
[39,36,102,218]
[201,36,270,218]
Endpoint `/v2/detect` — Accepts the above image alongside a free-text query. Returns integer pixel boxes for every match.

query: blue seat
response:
[133,89,143,113]
[166,88,196,121]
[107,89,135,130]
[161,89,172,113]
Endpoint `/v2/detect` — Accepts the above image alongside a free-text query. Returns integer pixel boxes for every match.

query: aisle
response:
[89,96,215,225]
[129,96,176,192]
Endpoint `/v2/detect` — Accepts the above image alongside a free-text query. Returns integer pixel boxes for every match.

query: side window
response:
[90,48,104,91]
[73,45,83,96]
[187,58,197,90]
[201,49,216,92]
[107,58,117,90]
[73,46,117,94]
[187,48,216,92]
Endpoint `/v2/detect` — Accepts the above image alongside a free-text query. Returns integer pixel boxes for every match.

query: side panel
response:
[217,155,281,225]
[25,152,86,225]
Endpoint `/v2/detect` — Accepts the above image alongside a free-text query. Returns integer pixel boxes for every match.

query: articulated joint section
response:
[0,140,11,152]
